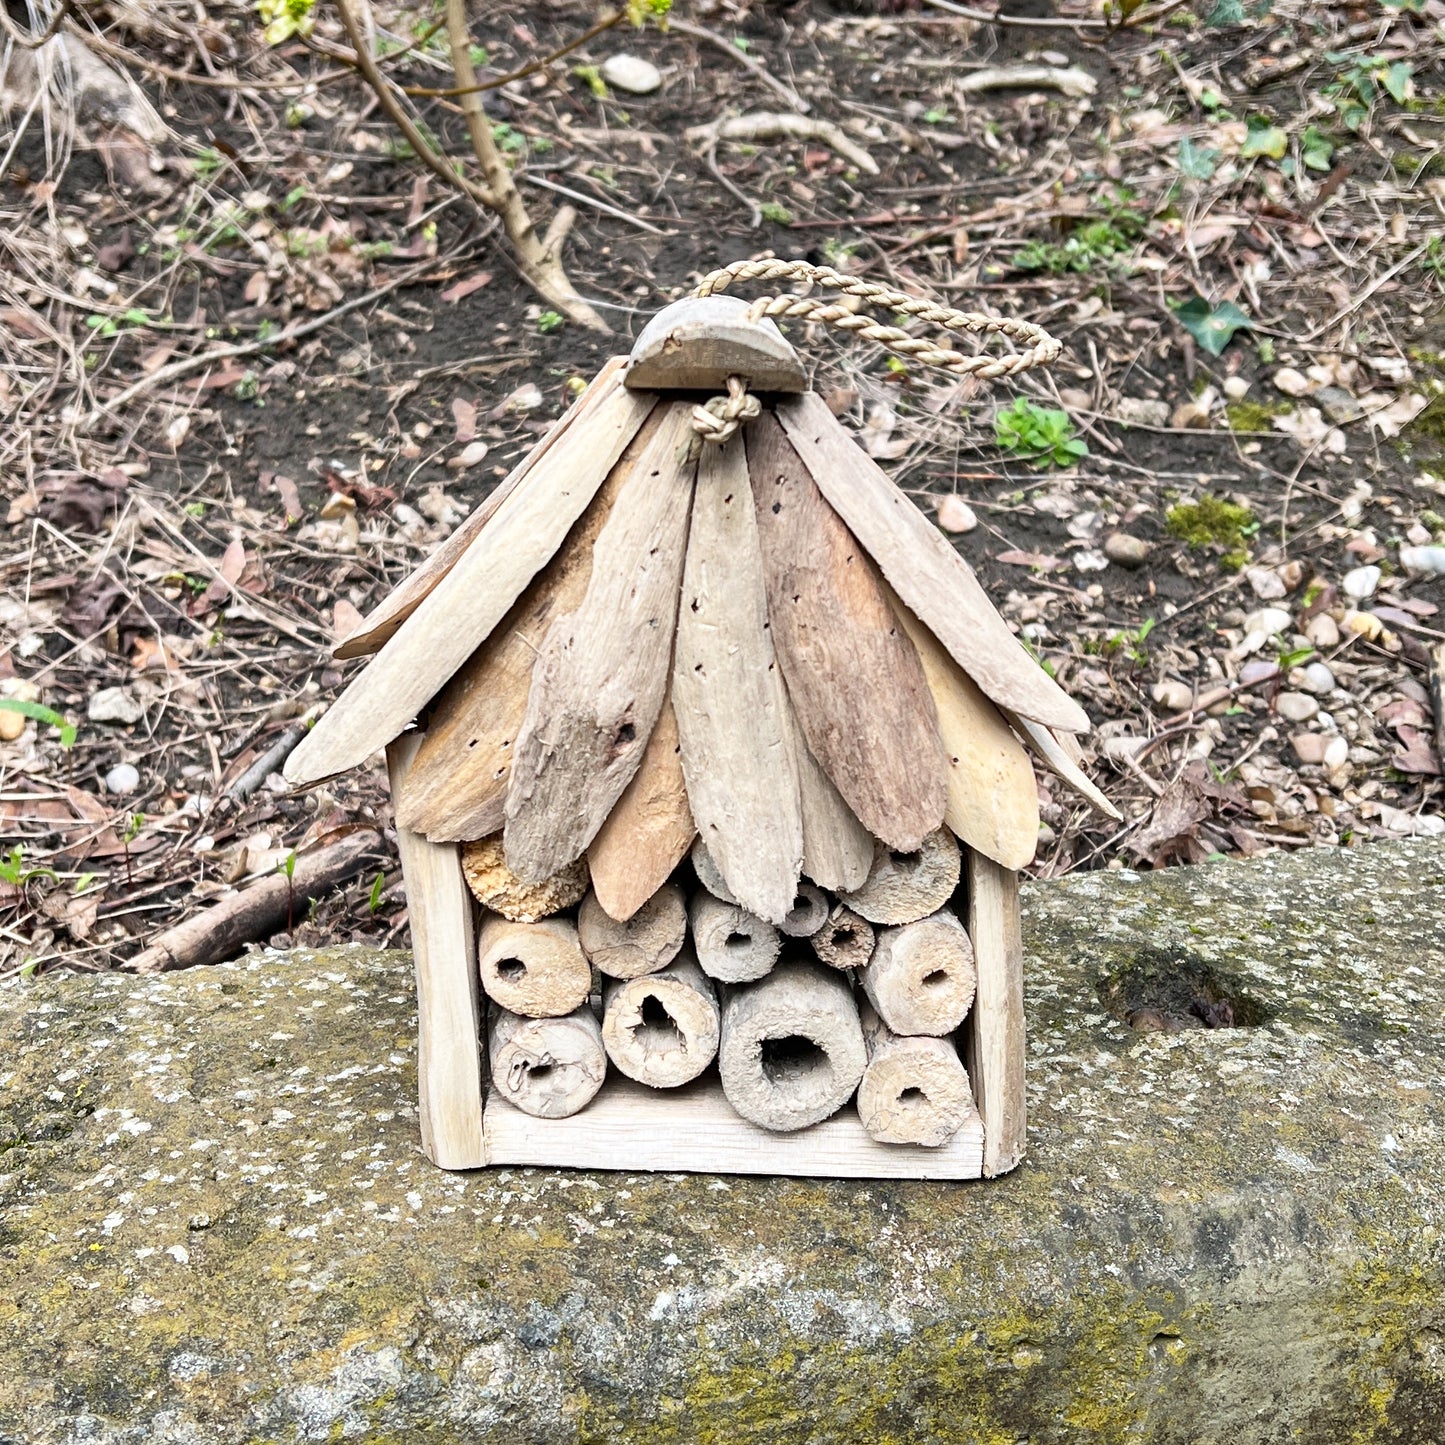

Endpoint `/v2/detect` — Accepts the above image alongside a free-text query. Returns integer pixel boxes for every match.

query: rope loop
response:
[686,258,1062,446]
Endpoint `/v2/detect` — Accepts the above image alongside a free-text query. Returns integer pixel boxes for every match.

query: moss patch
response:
[1166,494,1255,550]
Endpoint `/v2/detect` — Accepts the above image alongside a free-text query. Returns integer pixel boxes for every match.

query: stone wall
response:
[2,841,1443,1443]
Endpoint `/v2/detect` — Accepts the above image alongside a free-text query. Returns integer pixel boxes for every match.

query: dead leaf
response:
[996,549,1063,571]
[439,270,494,304]
[333,598,364,643]
[452,396,478,444]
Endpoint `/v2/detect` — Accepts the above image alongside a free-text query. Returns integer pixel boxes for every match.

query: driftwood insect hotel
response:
[285,260,1116,1180]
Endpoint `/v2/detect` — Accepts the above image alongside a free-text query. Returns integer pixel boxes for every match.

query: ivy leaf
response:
[1177,297,1253,356]
[1205,0,1245,23]
[1240,121,1288,160]
[1381,61,1413,105]
[1177,137,1221,180]
[1301,126,1335,172]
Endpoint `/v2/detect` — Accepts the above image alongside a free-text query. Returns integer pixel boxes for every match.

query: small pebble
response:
[1316,386,1365,426]
[449,440,489,471]
[88,686,144,726]
[1275,692,1319,724]
[1151,679,1194,712]
[1115,397,1170,428]
[1303,613,1341,648]
[600,54,663,95]
[1342,565,1380,600]
[1244,607,1291,638]
[1222,375,1251,400]
[0,709,24,742]
[105,762,140,795]
[1323,735,1350,770]
[935,495,978,533]
[1244,565,1287,600]
[1301,662,1336,695]
[1074,549,1109,573]
[1400,545,1445,579]
[1272,367,1311,397]
[1103,532,1150,567]
[1290,733,1327,765]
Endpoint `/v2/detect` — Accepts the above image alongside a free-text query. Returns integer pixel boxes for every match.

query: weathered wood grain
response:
[856,1004,975,1148]
[747,409,947,853]
[397,409,664,841]
[775,393,1091,734]
[860,908,977,1037]
[626,295,806,393]
[586,689,695,923]
[504,403,698,883]
[672,432,803,925]
[890,589,1040,871]
[1008,710,1121,820]
[600,951,720,1089]
[965,849,1027,1177]
[286,375,655,785]
[386,734,486,1169]
[489,1005,607,1120]
[336,356,630,660]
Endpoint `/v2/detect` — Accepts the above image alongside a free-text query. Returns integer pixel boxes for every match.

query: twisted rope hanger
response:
[686,257,1063,446]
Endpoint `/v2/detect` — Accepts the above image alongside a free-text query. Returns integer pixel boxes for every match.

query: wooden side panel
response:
[285,379,655,785]
[397,409,664,842]
[776,394,1090,734]
[483,1073,983,1180]
[504,404,698,883]
[747,409,947,854]
[965,849,1027,1177]
[890,591,1041,871]
[336,356,631,660]
[587,690,696,922]
[672,432,802,924]
[387,734,487,1169]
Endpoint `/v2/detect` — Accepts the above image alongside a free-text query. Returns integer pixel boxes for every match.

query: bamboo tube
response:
[809,904,875,972]
[689,836,737,904]
[477,915,592,1018]
[859,909,977,1037]
[856,1003,974,1146]
[578,882,687,980]
[777,881,829,939]
[461,834,587,922]
[601,951,720,1088]
[842,828,961,926]
[718,960,867,1132]
[489,1005,606,1119]
[690,891,781,983]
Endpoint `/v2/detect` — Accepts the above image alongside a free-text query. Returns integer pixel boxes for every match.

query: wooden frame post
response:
[387,734,488,1168]
[965,849,1026,1176]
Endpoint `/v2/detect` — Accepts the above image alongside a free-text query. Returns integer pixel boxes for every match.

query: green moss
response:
[1166,495,1255,563]
[1224,398,1288,432]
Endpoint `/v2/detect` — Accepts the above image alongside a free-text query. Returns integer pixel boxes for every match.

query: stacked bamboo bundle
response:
[460,826,983,1144]
[283,268,1115,1177]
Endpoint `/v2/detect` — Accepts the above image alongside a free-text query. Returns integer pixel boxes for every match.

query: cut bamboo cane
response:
[397,408,665,842]
[1008,710,1120,820]
[966,850,1027,1177]
[504,403,698,882]
[690,836,737,904]
[748,410,948,853]
[336,356,630,660]
[889,589,1040,871]
[601,951,721,1088]
[673,431,803,925]
[586,690,696,922]
[842,828,961,926]
[718,960,867,1132]
[489,1005,607,1119]
[578,882,687,980]
[810,903,875,972]
[783,685,875,895]
[775,393,1090,734]
[690,891,781,983]
[386,735,486,1168]
[778,881,829,939]
[860,909,977,1037]
[459,834,588,923]
[856,1004,974,1147]
[286,376,655,785]
[477,914,592,1019]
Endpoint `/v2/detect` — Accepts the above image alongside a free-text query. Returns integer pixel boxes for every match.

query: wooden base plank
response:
[482,1072,983,1179]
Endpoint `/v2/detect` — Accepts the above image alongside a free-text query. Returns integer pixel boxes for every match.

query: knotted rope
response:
[686,257,1062,446]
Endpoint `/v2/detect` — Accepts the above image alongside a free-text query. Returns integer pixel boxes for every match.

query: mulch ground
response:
[2,0,1444,977]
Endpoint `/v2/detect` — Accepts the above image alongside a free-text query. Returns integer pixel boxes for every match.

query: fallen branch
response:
[956,65,1097,99]
[128,829,383,973]
[667,18,810,115]
[685,111,879,175]
[223,712,320,804]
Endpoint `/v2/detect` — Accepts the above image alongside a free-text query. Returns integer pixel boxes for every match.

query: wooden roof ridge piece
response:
[283,378,656,787]
[1007,710,1121,821]
[335,354,632,661]
[775,392,1092,735]
[625,295,807,394]
[887,585,1041,872]
[746,408,947,855]
[396,408,667,842]
[587,686,696,923]
[672,431,803,926]
[503,402,699,884]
